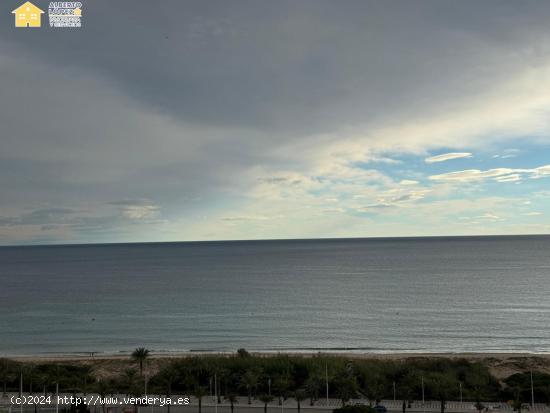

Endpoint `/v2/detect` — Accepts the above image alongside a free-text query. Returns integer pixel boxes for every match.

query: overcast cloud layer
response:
[1,0,550,244]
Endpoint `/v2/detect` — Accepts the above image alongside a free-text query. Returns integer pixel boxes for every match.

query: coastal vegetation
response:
[1,352,549,408]
[131,348,150,376]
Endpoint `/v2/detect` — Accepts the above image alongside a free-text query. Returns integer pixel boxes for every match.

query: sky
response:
[1,0,550,245]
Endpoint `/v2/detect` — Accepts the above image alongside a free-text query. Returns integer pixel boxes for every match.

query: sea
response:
[1,236,549,356]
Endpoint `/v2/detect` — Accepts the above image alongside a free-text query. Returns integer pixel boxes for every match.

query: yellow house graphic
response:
[12,1,44,27]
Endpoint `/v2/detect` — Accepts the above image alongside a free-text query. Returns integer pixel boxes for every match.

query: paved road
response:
[1,395,549,413]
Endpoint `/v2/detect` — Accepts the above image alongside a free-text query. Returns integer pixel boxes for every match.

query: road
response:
[1,394,548,413]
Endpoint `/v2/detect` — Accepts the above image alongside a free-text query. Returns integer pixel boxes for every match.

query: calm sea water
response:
[1,236,550,356]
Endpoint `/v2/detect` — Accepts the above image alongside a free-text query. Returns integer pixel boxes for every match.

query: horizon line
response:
[1,232,549,248]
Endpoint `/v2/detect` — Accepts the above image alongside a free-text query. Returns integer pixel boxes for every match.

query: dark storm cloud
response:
[4,0,550,133]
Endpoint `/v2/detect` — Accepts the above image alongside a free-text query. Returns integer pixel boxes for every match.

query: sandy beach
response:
[6,352,550,381]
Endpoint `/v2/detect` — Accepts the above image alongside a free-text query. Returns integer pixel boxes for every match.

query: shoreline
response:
[4,350,550,384]
[6,350,550,362]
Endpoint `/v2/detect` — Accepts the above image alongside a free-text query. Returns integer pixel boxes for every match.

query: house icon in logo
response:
[12,1,44,27]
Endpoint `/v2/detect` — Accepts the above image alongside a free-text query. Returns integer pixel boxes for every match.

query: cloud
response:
[399,180,419,185]
[362,189,431,211]
[494,174,522,183]
[429,168,516,182]
[322,208,345,214]
[425,152,473,163]
[0,201,164,244]
[0,208,78,226]
[476,213,501,221]
[106,200,153,206]
[429,164,550,183]
[107,200,160,219]
[458,211,505,224]
[2,1,550,243]
[492,148,521,159]
[367,156,402,165]
[221,215,273,222]
[533,165,550,178]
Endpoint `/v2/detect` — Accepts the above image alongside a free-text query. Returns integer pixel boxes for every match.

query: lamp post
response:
[421,376,426,413]
[325,363,329,406]
[530,370,535,408]
[19,371,23,413]
[215,373,218,413]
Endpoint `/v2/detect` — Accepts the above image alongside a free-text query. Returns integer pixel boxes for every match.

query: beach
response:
[6,352,550,381]
[2,351,550,413]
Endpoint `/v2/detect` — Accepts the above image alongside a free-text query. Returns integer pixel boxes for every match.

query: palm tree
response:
[193,386,207,413]
[469,367,488,413]
[34,372,48,397]
[428,373,457,413]
[131,348,150,376]
[472,380,486,413]
[294,390,306,413]
[305,375,322,406]
[544,384,550,407]
[123,368,138,396]
[204,362,229,404]
[237,349,250,358]
[225,394,238,413]
[273,374,292,405]
[334,376,358,407]
[80,365,93,396]
[259,395,274,413]
[0,359,16,398]
[400,371,419,409]
[240,370,260,404]
[512,386,523,413]
[362,375,385,407]
[96,380,110,413]
[158,366,179,413]
[398,382,413,412]
[24,365,35,395]
[215,368,230,403]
